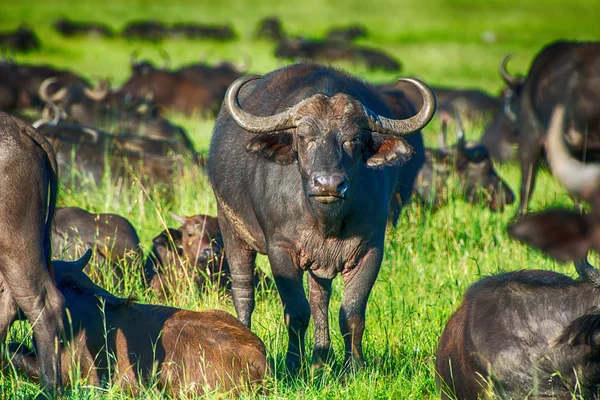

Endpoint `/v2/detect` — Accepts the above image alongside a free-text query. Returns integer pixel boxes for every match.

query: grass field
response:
[0,0,598,398]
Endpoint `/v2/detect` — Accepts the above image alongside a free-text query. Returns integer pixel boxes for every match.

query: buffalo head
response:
[499,54,525,123]
[225,74,435,216]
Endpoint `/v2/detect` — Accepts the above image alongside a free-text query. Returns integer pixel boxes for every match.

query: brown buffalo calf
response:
[6,250,268,396]
[145,213,270,297]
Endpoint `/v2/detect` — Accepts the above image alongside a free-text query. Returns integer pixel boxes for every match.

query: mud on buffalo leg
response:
[268,245,310,373]
[517,118,543,216]
[308,272,333,367]
[217,212,257,328]
[340,246,383,368]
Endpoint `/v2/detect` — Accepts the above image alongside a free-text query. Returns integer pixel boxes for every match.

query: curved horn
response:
[499,53,521,89]
[38,77,58,102]
[169,212,186,225]
[574,256,600,287]
[363,78,436,136]
[225,75,296,133]
[84,82,109,102]
[33,103,62,129]
[545,105,600,200]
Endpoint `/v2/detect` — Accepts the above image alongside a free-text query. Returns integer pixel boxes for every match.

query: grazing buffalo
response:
[5,250,268,396]
[53,18,113,37]
[436,107,600,400]
[208,64,434,370]
[479,103,519,163]
[275,38,401,71]
[0,25,40,53]
[499,41,600,215]
[52,207,142,288]
[0,111,64,395]
[412,116,514,211]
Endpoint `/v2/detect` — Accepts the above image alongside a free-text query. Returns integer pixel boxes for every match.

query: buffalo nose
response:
[312,174,348,197]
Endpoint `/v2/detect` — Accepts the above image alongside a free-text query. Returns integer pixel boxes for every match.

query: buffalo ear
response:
[364,133,414,168]
[247,133,295,165]
[507,209,591,262]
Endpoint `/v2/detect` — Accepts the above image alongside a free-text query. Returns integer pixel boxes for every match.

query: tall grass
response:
[0,0,597,398]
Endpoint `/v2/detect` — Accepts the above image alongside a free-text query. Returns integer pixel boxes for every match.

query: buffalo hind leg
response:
[340,247,383,369]
[217,213,257,328]
[0,254,65,397]
[308,272,333,368]
[268,245,310,374]
[517,119,543,216]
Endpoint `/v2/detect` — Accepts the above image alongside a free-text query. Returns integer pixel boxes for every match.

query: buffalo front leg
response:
[340,247,383,368]
[217,212,257,328]
[268,245,310,374]
[308,272,333,368]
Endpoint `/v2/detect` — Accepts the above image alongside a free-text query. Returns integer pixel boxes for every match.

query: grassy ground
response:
[0,0,598,398]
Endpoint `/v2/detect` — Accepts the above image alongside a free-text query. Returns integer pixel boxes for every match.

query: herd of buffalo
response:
[0,13,599,399]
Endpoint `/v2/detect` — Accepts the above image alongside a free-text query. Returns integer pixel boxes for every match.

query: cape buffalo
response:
[412,116,514,211]
[499,41,600,215]
[0,25,40,53]
[52,207,142,289]
[53,18,113,38]
[5,250,268,396]
[0,111,64,395]
[208,63,434,371]
[436,106,600,399]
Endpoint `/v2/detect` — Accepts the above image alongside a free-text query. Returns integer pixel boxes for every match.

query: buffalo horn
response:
[574,257,600,287]
[545,105,600,200]
[499,53,521,90]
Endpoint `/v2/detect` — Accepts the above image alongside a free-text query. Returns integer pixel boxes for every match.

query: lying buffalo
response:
[275,38,401,71]
[499,41,600,215]
[436,106,600,399]
[35,118,198,189]
[0,111,64,395]
[4,250,268,396]
[412,116,514,211]
[53,17,113,38]
[325,24,368,42]
[52,207,142,289]
[144,213,228,296]
[145,213,271,297]
[208,64,434,370]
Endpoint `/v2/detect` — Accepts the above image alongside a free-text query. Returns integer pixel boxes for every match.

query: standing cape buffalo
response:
[208,63,434,370]
[436,107,600,399]
[0,111,63,395]
[498,41,600,215]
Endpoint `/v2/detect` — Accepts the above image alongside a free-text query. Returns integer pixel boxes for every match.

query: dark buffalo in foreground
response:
[0,25,40,53]
[52,207,142,288]
[275,38,401,71]
[436,107,600,400]
[499,41,600,215]
[208,64,434,370]
[0,111,63,395]
[5,250,268,396]
[53,18,113,37]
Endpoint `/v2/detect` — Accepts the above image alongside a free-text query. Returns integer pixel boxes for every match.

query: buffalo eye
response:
[343,136,363,155]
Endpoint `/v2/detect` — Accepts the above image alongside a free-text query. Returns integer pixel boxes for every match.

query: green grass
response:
[0,0,598,398]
